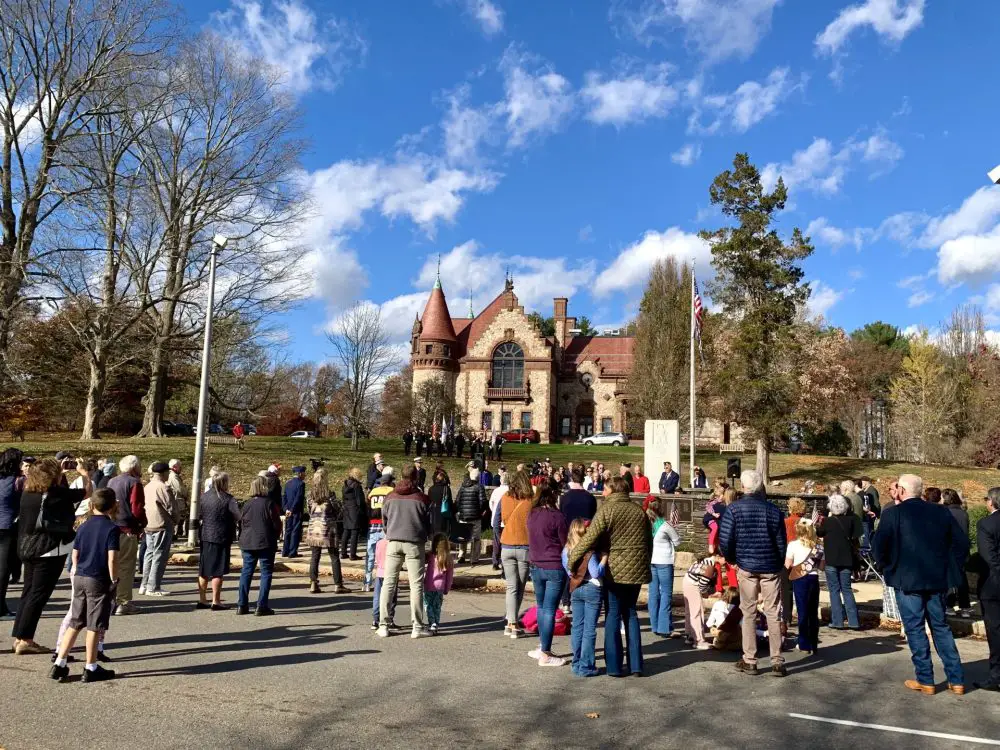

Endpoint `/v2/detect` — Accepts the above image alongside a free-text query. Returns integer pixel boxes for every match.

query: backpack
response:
[520,605,571,636]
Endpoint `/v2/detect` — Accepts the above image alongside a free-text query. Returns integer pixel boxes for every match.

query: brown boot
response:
[904,679,936,695]
[309,580,321,594]
[947,683,965,695]
[334,585,351,594]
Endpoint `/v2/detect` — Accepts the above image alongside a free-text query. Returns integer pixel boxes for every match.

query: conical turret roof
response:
[418,278,457,343]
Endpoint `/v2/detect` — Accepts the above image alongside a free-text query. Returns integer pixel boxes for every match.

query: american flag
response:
[693,276,705,360]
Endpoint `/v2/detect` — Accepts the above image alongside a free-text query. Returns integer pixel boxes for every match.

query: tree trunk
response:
[136,340,168,437]
[755,437,770,486]
[80,354,108,440]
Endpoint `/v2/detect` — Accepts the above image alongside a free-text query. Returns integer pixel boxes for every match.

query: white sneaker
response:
[538,655,567,667]
[527,648,543,660]
[148,590,169,597]
[138,586,147,595]
[429,624,438,635]
[376,625,389,638]
[510,628,520,640]
[696,642,712,651]
[411,628,431,639]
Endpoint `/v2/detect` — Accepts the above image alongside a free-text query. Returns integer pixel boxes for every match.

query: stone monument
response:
[644,420,680,491]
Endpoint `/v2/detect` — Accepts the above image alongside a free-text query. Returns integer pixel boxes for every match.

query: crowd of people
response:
[1,442,998,694]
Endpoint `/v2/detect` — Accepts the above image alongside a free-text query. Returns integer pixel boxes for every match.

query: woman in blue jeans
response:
[647,499,681,637]
[526,483,568,667]
[563,518,606,676]
[237,476,282,616]
[818,494,862,629]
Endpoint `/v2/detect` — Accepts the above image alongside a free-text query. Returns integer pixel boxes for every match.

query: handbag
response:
[35,491,76,536]
[440,486,452,518]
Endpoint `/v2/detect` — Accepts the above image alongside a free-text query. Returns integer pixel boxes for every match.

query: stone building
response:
[410,275,746,446]
[410,277,634,443]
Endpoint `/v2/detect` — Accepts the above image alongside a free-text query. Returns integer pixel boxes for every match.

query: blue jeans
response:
[861,519,875,552]
[140,528,173,592]
[825,566,860,628]
[792,575,820,651]
[238,549,275,610]
[364,525,384,587]
[531,566,566,653]
[897,590,964,686]
[282,513,302,557]
[372,576,397,623]
[606,583,643,676]
[424,591,444,626]
[648,564,674,635]
[571,582,602,676]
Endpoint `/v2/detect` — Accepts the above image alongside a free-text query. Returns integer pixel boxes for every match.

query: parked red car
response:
[501,428,541,444]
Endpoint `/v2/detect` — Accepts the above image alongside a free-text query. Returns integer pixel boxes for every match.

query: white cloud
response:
[919,187,1000,249]
[860,128,905,170]
[581,64,678,127]
[937,225,1000,286]
[816,0,925,56]
[212,0,366,94]
[806,218,869,250]
[762,138,846,194]
[906,289,933,307]
[594,228,710,297]
[465,0,504,36]
[806,281,845,319]
[693,67,804,134]
[441,86,498,166]
[499,47,575,147]
[671,142,702,166]
[762,130,904,195]
[612,0,782,64]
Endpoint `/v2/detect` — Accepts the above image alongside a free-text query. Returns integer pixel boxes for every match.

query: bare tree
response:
[132,33,309,436]
[327,303,398,451]
[0,0,173,370]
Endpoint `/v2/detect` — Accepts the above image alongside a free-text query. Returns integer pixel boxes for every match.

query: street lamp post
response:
[187,234,227,547]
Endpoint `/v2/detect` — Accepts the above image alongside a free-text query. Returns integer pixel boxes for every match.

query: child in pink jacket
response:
[372,537,398,629]
[423,533,455,634]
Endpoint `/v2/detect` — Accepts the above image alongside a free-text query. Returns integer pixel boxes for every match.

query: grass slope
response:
[7,433,1000,501]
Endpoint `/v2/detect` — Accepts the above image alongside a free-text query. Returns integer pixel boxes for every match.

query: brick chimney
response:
[553,297,568,350]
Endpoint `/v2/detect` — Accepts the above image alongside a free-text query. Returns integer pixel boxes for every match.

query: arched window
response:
[492,342,524,389]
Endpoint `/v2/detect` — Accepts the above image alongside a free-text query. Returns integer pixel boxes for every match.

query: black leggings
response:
[12,555,66,641]
[0,528,15,615]
[309,546,343,585]
[340,529,359,558]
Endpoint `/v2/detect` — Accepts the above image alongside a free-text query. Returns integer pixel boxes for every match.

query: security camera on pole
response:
[188,234,227,547]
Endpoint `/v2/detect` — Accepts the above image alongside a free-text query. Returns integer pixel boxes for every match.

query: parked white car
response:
[576,432,629,446]
[289,431,317,438]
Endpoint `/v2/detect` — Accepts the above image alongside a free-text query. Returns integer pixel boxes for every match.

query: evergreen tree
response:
[700,153,813,483]
[629,258,692,431]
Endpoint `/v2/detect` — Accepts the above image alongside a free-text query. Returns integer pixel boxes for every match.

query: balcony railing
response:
[486,386,530,402]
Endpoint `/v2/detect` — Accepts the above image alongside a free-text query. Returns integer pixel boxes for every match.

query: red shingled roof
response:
[561,336,635,377]
[418,285,457,343]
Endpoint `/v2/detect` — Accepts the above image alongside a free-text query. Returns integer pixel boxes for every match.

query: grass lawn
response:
[6,433,1000,501]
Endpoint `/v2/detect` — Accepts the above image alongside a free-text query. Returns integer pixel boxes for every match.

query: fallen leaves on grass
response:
[585,712,600,719]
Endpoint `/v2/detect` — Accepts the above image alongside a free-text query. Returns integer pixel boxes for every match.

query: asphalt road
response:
[2,567,999,750]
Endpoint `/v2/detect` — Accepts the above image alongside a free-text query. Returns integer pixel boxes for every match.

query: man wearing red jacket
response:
[106,455,147,615]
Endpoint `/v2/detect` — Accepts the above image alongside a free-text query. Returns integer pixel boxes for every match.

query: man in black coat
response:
[873,473,969,694]
[976,487,1000,691]
[402,430,413,457]
[455,433,465,458]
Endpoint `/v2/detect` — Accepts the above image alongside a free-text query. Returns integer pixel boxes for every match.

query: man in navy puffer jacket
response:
[718,469,788,677]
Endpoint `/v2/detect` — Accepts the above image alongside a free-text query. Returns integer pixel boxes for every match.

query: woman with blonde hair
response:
[781,496,808,632]
[785,519,824,654]
[306,468,350,594]
[500,470,535,638]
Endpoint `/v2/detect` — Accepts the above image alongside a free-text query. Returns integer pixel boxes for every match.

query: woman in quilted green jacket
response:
[568,475,652,677]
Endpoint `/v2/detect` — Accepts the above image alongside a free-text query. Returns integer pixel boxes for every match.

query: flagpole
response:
[689,264,696,489]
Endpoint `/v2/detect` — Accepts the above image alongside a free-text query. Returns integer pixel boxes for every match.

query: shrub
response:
[972,429,1000,468]
[968,504,989,554]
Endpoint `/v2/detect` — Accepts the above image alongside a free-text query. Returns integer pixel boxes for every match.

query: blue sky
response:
[185,0,1000,361]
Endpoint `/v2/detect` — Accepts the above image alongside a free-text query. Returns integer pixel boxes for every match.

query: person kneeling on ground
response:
[50,489,119,683]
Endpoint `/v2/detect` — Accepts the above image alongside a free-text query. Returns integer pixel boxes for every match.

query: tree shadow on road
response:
[119,649,376,678]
